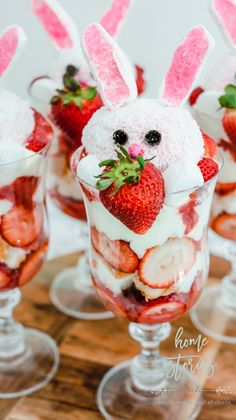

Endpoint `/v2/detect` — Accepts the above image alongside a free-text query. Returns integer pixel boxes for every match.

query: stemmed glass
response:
[29,88,113,320]
[0,139,59,398]
[75,155,221,418]
[190,111,236,344]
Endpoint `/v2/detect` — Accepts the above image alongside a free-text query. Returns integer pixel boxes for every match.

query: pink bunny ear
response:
[0,26,27,80]
[82,23,137,109]
[212,0,236,48]
[30,0,79,49]
[161,26,215,107]
[100,0,133,38]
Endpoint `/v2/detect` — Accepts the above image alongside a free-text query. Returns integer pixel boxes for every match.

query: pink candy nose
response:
[128,144,144,158]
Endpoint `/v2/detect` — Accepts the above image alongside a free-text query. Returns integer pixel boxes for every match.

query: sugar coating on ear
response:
[213,0,236,48]
[162,27,215,107]
[30,0,78,49]
[0,26,27,79]
[100,0,132,37]
[83,23,137,109]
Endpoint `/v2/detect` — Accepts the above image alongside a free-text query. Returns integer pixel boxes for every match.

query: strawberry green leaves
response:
[219,84,236,109]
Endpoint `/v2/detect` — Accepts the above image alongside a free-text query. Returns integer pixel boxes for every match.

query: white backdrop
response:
[0,0,231,259]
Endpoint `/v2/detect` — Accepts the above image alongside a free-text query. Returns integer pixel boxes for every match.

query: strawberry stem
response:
[219,84,236,109]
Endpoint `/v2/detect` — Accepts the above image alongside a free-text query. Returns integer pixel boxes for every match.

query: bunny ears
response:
[30,0,79,50]
[212,0,236,48]
[0,26,27,81]
[161,26,215,107]
[100,0,133,38]
[82,23,137,109]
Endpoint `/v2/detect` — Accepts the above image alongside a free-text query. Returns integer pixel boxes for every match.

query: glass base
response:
[0,328,59,398]
[97,360,203,420]
[190,285,236,344]
[50,265,114,320]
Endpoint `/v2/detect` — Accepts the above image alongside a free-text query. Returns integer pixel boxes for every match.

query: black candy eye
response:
[113,129,128,145]
[145,130,162,146]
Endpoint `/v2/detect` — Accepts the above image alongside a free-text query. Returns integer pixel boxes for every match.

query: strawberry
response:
[203,133,218,159]
[18,241,48,286]
[189,86,204,106]
[138,238,196,289]
[138,300,185,324]
[198,157,219,182]
[179,200,199,235]
[25,109,53,153]
[50,66,103,145]
[1,204,43,248]
[135,65,146,95]
[14,176,39,209]
[211,213,236,241]
[50,187,86,220]
[219,138,236,162]
[215,181,236,196]
[0,263,19,290]
[219,84,236,144]
[91,226,139,273]
[96,145,165,234]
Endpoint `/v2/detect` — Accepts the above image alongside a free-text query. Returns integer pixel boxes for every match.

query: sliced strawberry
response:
[18,241,48,286]
[50,187,86,220]
[219,139,236,162]
[80,184,98,202]
[187,271,204,309]
[211,213,236,241]
[179,200,199,235]
[0,263,19,290]
[138,238,196,289]
[203,133,218,159]
[25,109,53,153]
[198,157,219,182]
[215,181,236,196]
[14,176,39,209]
[135,65,146,95]
[222,108,236,144]
[138,301,185,324]
[1,204,43,248]
[189,87,204,106]
[92,276,127,319]
[91,226,139,273]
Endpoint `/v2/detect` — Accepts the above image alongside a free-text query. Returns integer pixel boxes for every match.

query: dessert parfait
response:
[0,25,58,398]
[29,0,145,219]
[72,22,219,418]
[28,0,145,320]
[189,0,236,344]
[190,0,236,243]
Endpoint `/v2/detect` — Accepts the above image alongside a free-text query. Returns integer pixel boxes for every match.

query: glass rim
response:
[76,150,224,197]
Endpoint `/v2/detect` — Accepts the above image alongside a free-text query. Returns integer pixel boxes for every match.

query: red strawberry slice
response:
[203,133,218,159]
[0,263,19,290]
[219,139,236,162]
[1,204,43,248]
[14,176,39,209]
[179,200,199,235]
[138,238,196,289]
[189,86,204,106]
[198,157,219,182]
[138,301,185,324]
[92,275,127,319]
[135,65,146,95]
[211,213,236,241]
[25,109,53,153]
[91,226,139,273]
[215,181,236,196]
[50,187,86,220]
[18,241,48,286]
[222,108,236,144]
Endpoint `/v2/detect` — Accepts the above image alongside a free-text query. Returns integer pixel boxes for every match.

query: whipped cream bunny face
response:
[83,99,204,172]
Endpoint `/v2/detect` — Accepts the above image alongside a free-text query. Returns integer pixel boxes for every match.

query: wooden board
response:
[0,254,235,420]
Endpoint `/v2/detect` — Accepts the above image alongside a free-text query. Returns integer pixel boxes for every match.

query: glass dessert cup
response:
[77,172,218,419]
[190,112,236,343]
[0,146,59,398]
[29,94,112,320]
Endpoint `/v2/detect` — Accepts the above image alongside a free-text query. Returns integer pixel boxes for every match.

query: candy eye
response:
[113,130,128,145]
[145,130,162,146]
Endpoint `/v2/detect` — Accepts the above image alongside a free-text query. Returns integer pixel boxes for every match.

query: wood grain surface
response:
[0,254,235,420]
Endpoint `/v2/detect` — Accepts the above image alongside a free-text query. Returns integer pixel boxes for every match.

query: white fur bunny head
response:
[80,23,214,190]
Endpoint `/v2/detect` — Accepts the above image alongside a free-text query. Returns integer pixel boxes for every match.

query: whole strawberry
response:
[219,84,236,144]
[50,65,103,145]
[96,146,165,234]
